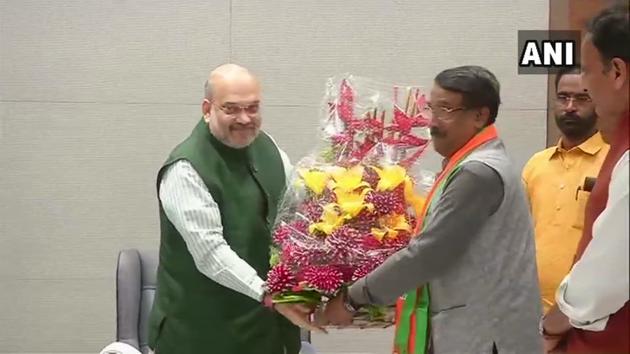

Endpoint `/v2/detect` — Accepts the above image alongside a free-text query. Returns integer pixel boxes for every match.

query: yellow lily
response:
[334,188,374,219]
[371,214,411,241]
[371,228,388,242]
[298,168,330,195]
[309,204,344,235]
[404,177,426,226]
[372,165,407,191]
[383,214,412,231]
[330,165,369,192]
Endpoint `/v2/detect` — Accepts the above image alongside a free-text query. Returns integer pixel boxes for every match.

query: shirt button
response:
[556,205,561,211]
[560,184,565,190]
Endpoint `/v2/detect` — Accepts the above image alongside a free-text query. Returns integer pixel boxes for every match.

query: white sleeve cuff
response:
[556,276,610,331]
[568,316,608,331]
[250,275,266,302]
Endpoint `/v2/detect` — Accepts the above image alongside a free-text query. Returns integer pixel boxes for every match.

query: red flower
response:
[272,225,292,246]
[289,219,310,235]
[354,209,379,233]
[337,265,355,283]
[282,244,329,268]
[352,262,379,282]
[266,264,297,294]
[366,189,405,215]
[384,232,411,251]
[363,167,380,188]
[326,226,362,263]
[302,265,344,295]
[300,201,324,222]
[360,233,383,250]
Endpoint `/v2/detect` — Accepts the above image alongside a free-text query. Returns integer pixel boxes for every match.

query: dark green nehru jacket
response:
[148,119,300,354]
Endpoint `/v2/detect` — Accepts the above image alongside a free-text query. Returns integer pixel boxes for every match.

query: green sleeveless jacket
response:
[148,119,300,354]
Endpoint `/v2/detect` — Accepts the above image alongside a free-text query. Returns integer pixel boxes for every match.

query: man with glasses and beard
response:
[148,64,321,354]
[522,66,609,316]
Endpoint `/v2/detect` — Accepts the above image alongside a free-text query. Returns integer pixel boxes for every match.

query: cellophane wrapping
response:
[265,75,435,326]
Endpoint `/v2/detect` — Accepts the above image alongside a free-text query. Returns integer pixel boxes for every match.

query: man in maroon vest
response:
[542,3,629,353]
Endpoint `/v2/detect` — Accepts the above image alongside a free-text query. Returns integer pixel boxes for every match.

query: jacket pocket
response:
[431,303,467,315]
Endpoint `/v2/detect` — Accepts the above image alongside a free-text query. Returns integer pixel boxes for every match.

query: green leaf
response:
[319,146,339,164]
[366,305,387,321]
[272,290,322,304]
[269,247,281,267]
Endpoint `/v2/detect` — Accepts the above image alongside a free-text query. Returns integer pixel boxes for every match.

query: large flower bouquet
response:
[265,75,433,325]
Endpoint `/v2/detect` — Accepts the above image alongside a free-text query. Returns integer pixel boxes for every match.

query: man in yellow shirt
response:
[522,66,609,314]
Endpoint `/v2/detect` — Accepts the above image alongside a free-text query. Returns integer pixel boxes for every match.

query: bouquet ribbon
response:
[392,125,498,354]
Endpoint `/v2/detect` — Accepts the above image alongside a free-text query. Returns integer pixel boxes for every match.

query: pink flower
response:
[266,264,297,294]
[302,265,344,295]
[361,234,383,250]
[290,220,310,235]
[300,201,323,221]
[365,189,405,215]
[326,226,362,263]
[282,244,329,268]
[272,225,292,246]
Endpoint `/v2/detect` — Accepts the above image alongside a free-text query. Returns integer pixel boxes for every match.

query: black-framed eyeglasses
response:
[556,94,592,106]
[217,102,260,116]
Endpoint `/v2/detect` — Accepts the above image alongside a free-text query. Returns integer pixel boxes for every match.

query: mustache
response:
[558,112,582,121]
[555,112,598,138]
[230,124,256,130]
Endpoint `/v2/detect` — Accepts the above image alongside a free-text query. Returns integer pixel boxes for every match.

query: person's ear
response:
[202,99,212,122]
[610,58,628,91]
[474,107,491,128]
